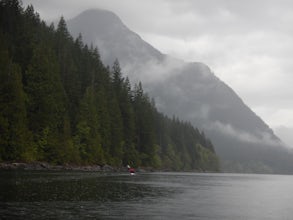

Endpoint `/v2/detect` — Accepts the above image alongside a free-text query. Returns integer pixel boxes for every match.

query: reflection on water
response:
[0,172,168,202]
[1,171,293,219]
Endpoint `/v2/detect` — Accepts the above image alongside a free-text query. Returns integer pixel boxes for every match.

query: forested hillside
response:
[0,0,219,171]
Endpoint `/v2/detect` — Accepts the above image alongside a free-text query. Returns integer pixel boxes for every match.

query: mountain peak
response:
[68,9,163,68]
[74,8,123,25]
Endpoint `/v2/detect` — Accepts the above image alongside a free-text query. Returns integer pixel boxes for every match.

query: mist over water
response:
[1,171,293,219]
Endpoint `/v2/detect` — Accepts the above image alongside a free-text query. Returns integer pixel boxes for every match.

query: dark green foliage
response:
[0,0,219,171]
[0,49,35,161]
[74,86,104,164]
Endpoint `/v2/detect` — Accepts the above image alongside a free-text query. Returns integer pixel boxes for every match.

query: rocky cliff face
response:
[68,9,293,173]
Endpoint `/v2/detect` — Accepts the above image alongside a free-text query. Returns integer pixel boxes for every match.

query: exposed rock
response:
[0,162,103,172]
[102,164,114,172]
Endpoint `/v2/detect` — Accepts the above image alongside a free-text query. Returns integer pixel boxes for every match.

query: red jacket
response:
[128,168,135,173]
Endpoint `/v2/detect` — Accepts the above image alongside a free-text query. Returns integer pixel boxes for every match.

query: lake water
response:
[1,171,293,219]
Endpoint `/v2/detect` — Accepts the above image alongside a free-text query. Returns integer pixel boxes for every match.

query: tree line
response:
[0,0,219,171]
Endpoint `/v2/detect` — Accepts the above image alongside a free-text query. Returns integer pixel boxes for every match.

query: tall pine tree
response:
[0,49,35,161]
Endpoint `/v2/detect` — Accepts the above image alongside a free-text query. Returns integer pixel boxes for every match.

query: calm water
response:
[1,171,293,219]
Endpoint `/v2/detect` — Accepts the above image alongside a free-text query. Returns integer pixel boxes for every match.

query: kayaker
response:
[127,165,135,174]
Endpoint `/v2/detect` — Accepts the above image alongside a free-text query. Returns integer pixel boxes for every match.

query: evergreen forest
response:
[0,0,219,171]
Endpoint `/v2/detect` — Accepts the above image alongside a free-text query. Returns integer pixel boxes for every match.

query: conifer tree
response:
[74,86,104,164]
[0,49,35,161]
[24,43,67,163]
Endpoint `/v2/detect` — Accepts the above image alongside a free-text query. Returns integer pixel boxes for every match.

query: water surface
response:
[1,171,293,219]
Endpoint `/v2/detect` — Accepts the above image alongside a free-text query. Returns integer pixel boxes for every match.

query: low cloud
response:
[206,120,282,147]
[122,56,185,84]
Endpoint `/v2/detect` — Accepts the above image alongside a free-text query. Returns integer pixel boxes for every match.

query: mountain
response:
[68,9,293,173]
[0,2,220,171]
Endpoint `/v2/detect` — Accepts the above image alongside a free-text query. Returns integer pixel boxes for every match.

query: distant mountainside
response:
[68,9,293,173]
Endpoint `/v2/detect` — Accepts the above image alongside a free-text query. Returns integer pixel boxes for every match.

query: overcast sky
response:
[22,0,293,145]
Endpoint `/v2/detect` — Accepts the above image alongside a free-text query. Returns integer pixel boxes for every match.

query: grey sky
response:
[22,0,293,145]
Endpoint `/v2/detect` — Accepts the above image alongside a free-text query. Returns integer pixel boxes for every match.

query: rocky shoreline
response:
[0,162,209,173]
[0,162,152,172]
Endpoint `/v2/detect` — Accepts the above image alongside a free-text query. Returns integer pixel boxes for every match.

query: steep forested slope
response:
[0,0,219,171]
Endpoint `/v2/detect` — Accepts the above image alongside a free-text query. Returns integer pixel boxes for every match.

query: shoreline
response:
[0,162,124,172]
[0,162,154,172]
[0,162,215,173]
